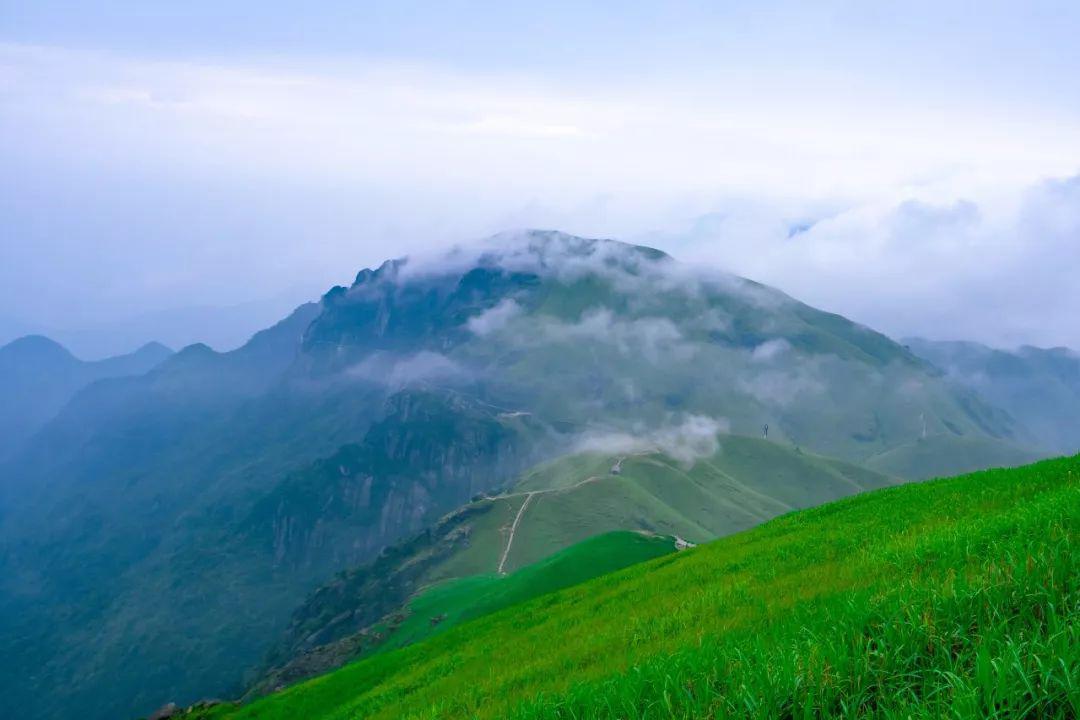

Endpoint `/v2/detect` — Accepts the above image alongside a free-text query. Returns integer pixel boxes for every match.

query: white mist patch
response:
[574,414,729,466]
[751,338,791,362]
[398,230,675,286]
[666,174,1080,350]
[467,299,522,336]
[537,307,692,363]
[347,351,467,388]
[738,355,829,407]
[369,230,793,328]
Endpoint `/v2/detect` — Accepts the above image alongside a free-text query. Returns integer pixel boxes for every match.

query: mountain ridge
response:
[246,434,895,695]
[906,336,1080,455]
[0,230,1050,720]
[175,453,1079,720]
[0,334,173,461]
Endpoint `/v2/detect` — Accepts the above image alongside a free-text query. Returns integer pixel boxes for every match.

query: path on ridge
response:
[497,492,535,574]
[494,456,631,574]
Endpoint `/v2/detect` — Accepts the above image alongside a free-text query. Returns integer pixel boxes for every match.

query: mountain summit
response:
[0,231,1038,720]
[303,230,1019,466]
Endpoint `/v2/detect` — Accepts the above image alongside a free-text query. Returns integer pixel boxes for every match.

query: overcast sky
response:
[2,1,1080,351]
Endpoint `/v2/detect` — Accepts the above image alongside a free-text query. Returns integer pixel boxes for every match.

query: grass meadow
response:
[186,455,1078,720]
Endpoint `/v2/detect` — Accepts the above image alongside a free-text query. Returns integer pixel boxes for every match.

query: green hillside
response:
[865,432,1039,479]
[383,531,675,651]
[497,436,895,571]
[180,454,1077,720]
[250,435,894,690]
[0,233,1043,720]
[249,531,676,696]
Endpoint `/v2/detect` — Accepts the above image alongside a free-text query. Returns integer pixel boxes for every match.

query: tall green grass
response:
[188,456,1078,720]
[377,531,674,653]
[514,490,1076,718]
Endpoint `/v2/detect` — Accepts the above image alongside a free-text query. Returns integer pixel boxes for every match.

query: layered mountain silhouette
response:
[0,335,172,460]
[906,337,1080,456]
[0,231,1047,720]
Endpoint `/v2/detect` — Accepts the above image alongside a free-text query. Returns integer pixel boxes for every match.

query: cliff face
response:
[249,503,497,696]
[246,389,544,574]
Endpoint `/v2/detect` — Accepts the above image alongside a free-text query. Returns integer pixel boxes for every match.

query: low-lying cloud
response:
[466,299,523,337]
[573,414,729,465]
[536,308,691,363]
[663,173,1080,350]
[751,338,791,362]
[347,351,468,388]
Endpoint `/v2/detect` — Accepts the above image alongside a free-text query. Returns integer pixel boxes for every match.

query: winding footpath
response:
[497,492,536,574]
[494,455,632,574]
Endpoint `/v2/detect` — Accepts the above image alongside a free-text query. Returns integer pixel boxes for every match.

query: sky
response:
[2,1,1080,354]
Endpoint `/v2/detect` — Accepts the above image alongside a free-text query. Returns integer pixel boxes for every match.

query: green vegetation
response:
[2,233,1052,720]
[865,432,1038,479]
[380,531,675,652]
[189,454,1077,720]
[498,438,894,571]
[249,530,677,696]
[252,436,894,691]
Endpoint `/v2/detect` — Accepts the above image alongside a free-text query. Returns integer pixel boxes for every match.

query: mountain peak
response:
[132,341,174,358]
[0,334,77,364]
[343,231,674,295]
[476,229,672,272]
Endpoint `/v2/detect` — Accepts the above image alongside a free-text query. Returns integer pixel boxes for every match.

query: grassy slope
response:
[191,454,1079,720]
[500,436,894,571]
[245,528,674,697]
[865,432,1039,479]
[248,436,895,691]
[381,531,675,652]
[332,434,886,590]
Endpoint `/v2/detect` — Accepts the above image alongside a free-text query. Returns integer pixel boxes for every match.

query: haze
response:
[3,1,1080,355]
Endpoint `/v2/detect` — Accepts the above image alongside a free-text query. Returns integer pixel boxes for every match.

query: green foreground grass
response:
[378,531,675,652]
[191,455,1079,719]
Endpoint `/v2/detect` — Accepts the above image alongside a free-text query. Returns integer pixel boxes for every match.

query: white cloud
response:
[347,351,467,388]
[4,42,1080,350]
[5,42,1079,207]
[751,338,791,362]
[466,299,522,336]
[573,414,730,465]
[463,115,584,138]
[663,174,1080,350]
[738,367,827,407]
[536,308,692,364]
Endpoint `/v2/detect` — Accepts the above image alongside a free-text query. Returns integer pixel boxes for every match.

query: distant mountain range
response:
[904,338,1080,455]
[0,230,1074,720]
[1,286,322,360]
[0,335,172,460]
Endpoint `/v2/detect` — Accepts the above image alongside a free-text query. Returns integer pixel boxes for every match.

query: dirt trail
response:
[493,455,629,574]
[497,492,535,574]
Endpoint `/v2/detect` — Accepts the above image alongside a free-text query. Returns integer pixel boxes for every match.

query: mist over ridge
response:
[4,5,1080,719]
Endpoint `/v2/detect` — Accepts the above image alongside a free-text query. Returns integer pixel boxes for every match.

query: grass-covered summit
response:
[0,231,1043,720]
[184,453,1078,720]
